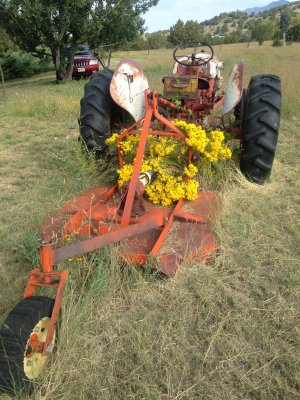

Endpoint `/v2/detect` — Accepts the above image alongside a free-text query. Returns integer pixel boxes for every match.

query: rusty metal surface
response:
[158,227,216,277]
[120,106,153,227]
[23,268,68,354]
[39,183,219,278]
[41,186,114,242]
[54,218,158,264]
[120,192,220,277]
[223,61,244,119]
[110,58,149,121]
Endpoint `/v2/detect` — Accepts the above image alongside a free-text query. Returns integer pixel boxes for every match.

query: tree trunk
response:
[52,46,75,82]
[282,31,286,46]
[107,49,112,68]
[0,64,5,96]
[64,53,74,81]
[52,48,62,82]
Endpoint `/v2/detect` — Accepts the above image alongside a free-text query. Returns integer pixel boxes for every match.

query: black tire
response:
[79,69,132,154]
[0,296,55,394]
[240,74,281,184]
[234,88,247,128]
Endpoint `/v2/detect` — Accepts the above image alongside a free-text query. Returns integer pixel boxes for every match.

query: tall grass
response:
[4,81,85,118]
[0,42,299,399]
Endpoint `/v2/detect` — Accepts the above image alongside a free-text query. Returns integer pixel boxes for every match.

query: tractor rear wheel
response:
[79,69,132,154]
[0,296,56,394]
[240,74,281,184]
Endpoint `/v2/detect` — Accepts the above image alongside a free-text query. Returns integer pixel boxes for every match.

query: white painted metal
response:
[110,58,149,121]
[173,54,223,79]
[223,61,244,116]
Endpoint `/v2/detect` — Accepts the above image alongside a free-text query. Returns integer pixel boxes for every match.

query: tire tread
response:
[240,74,281,183]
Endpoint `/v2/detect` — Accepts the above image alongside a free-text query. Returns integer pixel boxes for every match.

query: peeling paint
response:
[110,58,149,121]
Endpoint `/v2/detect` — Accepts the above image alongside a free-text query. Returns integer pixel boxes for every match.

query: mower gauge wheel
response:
[173,41,214,67]
[0,296,57,394]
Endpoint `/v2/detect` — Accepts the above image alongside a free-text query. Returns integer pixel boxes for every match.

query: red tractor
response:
[0,42,281,394]
[80,41,281,184]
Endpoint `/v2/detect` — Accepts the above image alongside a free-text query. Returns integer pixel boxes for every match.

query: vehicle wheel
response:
[240,74,281,184]
[79,69,132,155]
[0,296,56,394]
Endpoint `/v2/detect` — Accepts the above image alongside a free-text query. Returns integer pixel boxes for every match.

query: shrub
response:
[0,51,53,80]
[272,37,282,46]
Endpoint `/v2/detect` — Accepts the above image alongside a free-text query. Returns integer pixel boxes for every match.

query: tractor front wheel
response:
[0,296,56,394]
[240,74,281,184]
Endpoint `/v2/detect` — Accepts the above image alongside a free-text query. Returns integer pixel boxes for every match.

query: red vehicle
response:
[72,48,101,79]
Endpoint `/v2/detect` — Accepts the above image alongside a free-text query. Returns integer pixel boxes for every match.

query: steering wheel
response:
[173,41,214,67]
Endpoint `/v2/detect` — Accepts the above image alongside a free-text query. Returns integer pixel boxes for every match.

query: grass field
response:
[0,42,299,399]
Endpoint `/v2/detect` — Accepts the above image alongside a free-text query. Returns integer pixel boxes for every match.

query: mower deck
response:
[41,185,220,277]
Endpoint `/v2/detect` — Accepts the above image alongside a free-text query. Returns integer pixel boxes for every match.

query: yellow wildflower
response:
[117,164,134,187]
[105,133,119,146]
[183,164,198,178]
[106,119,232,206]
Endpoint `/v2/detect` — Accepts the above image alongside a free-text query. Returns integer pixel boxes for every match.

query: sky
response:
[143,0,282,32]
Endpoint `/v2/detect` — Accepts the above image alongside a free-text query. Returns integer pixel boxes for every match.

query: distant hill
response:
[244,0,289,15]
[198,0,300,38]
[142,0,300,46]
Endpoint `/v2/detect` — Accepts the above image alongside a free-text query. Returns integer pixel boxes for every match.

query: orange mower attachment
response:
[0,91,219,394]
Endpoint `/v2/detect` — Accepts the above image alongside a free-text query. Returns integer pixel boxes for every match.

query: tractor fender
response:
[222,61,244,127]
[110,58,149,121]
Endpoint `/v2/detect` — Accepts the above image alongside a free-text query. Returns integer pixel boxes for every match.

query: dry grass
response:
[0,42,299,399]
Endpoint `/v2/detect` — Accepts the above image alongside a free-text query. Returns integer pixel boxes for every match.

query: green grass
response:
[0,42,299,399]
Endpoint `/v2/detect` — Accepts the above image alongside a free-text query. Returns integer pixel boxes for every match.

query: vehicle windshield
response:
[75,51,93,56]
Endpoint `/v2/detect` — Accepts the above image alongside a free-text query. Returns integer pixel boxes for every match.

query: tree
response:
[287,16,300,42]
[168,19,204,45]
[147,32,171,49]
[280,10,291,46]
[123,36,147,51]
[252,20,276,45]
[221,23,229,34]
[0,0,159,81]
[184,20,204,42]
[238,19,244,30]
[168,19,185,45]
[0,27,16,53]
